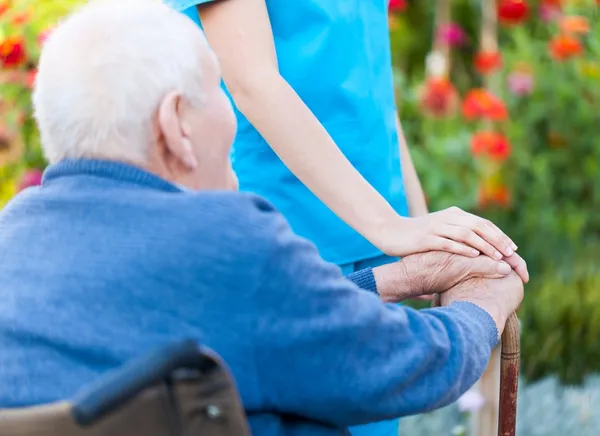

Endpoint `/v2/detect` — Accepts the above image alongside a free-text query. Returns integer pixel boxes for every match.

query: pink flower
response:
[507,70,534,96]
[457,389,485,413]
[437,23,468,47]
[38,28,53,46]
[18,169,43,192]
[539,4,561,22]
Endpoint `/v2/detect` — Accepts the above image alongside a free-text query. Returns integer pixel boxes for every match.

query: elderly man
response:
[0,1,525,435]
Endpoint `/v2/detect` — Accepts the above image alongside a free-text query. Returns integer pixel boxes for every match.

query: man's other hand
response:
[439,271,524,337]
[373,251,516,303]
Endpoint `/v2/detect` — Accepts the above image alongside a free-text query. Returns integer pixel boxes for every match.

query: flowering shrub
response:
[391,0,600,381]
[0,0,84,207]
[391,0,600,269]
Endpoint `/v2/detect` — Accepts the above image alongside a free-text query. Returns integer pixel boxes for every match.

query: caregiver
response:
[166,1,528,434]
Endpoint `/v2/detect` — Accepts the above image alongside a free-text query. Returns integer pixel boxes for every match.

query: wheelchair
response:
[0,340,250,436]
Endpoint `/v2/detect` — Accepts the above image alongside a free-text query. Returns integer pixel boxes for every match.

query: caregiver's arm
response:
[250,208,524,427]
[195,0,520,262]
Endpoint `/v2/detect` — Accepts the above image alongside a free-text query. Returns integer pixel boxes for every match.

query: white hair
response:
[33,0,208,164]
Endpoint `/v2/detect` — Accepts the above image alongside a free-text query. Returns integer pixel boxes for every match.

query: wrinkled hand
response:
[375,208,526,280]
[374,251,524,303]
[402,251,519,298]
[439,271,524,337]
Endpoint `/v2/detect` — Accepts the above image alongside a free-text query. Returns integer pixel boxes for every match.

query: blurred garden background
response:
[1,0,600,434]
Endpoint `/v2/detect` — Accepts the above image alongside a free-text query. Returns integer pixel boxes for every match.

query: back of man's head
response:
[33,0,207,164]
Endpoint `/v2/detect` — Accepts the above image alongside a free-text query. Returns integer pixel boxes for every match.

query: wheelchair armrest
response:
[71,339,220,425]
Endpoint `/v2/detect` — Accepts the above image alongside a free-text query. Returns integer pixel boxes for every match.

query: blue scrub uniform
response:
[167,1,409,435]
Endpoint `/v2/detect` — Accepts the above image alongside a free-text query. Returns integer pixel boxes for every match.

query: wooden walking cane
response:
[432,295,520,436]
[476,0,522,429]
[498,312,520,436]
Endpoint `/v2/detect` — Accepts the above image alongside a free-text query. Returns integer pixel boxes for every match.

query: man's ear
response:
[157,91,198,170]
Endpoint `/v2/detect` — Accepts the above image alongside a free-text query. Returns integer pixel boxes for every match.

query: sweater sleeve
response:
[345,268,378,294]
[251,212,498,428]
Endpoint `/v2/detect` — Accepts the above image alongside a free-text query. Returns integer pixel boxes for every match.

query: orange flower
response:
[470,131,512,162]
[25,69,37,88]
[419,77,459,118]
[549,35,583,61]
[559,16,589,35]
[0,1,9,17]
[478,184,512,208]
[388,14,400,31]
[0,36,27,69]
[474,51,503,75]
[462,89,508,121]
[12,10,30,25]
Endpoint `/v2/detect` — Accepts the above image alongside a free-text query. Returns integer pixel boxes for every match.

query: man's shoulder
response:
[179,190,281,224]
[177,190,292,250]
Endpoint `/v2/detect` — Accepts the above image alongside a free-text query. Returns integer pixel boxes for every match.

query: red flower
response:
[478,184,512,208]
[419,77,459,118]
[474,51,503,75]
[498,0,529,25]
[549,35,583,61]
[471,131,512,162]
[389,0,407,12]
[462,89,508,121]
[0,36,27,69]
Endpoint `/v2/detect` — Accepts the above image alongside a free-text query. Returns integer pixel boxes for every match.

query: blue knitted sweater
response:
[0,159,497,435]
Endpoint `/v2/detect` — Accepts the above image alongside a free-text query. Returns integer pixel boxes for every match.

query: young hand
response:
[377,207,516,258]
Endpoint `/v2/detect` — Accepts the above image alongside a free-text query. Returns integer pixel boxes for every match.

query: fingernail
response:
[471,249,480,256]
[494,251,502,260]
[511,243,518,251]
[497,261,511,274]
[505,247,514,256]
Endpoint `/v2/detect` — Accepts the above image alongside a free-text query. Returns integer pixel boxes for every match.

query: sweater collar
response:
[42,159,183,193]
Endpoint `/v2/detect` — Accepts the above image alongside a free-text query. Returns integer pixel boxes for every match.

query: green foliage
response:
[519,251,600,385]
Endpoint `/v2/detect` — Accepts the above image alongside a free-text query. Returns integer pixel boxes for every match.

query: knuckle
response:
[475,219,489,232]
[440,241,454,252]
[424,234,438,247]
[459,228,472,240]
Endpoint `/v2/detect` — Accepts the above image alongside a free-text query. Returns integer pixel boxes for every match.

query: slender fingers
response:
[502,252,529,283]
[441,224,503,260]
[425,235,480,258]
[466,212,517,257]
